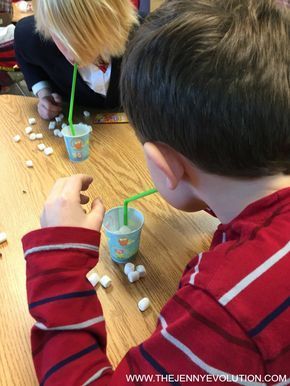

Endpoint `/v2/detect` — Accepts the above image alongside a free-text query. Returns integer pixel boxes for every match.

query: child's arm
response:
[22,175,112,385]
[14,16,62,120]
[23,227,113,385]
[23,175,265,385]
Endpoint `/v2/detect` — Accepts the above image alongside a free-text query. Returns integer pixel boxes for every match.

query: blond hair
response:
[32,0,138,66]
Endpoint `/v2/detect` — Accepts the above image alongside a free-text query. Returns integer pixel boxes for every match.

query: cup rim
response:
[103,206,144,234]
[62,123,92,138]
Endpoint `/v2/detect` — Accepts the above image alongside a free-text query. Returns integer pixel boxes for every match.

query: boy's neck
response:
[197,173,290,224]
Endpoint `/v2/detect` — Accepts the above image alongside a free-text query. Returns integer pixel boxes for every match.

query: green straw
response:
[68,63,78,136]
[123,188,158,226]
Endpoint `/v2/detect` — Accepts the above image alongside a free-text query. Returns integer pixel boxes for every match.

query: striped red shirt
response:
[22,187,290,385]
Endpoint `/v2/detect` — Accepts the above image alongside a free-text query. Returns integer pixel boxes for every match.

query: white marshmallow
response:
[48,121,56,130]
[88,272,100,287]
[100,275,112,288]
[138,297,150,312]
[25,126,33,134]
[57,131,63,138]
[28,117,36,125]
[83,111,90,118]
[36,133,43,139]
[29,133,36,141]
[58,113,64,120]
[115,225,132,234]
[61,123,67,130]
[128,271,140,283]
[53,129,61,137]
[37,143,46,151]
[25,160,33,168]
[136,265,146,278]
[124,262,135,276]
[13,135,21,143]
[55,116,62,123]
[44,147,53,156]
[0,232,7,244]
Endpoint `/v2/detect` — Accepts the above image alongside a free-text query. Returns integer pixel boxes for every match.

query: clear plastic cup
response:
[103,206,144,263]
[62,123,92,162]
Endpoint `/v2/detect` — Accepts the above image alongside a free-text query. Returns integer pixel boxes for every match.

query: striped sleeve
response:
[23,227,266,385]
[121,285,265,385]
[22,227,113,386]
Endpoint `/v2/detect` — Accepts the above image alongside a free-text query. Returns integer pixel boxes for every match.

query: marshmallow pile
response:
[12,116,59,168]
[48,113,65,137]
[124,262,146,283]
[87,262,150,313]
[124,263,150,312]
[87,272,112,289]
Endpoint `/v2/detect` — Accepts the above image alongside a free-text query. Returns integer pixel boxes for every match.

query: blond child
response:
[14,0,141,120]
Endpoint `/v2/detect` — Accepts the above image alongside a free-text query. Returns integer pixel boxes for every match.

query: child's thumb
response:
[52,93,62,105]
[89,198,105,231]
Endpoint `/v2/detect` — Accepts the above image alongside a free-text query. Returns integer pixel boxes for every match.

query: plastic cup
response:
[103,206,144,263]
[62,123,92,162]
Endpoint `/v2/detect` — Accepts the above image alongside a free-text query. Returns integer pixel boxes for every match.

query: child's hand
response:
[37,90,63,120]
[40,175,105,232]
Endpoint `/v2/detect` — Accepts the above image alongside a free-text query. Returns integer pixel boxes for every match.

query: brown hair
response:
[121,0,290,177]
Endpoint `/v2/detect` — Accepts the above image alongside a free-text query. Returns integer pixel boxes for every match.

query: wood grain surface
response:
[0,95,219,385]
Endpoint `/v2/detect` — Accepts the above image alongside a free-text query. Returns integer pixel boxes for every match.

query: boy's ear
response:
[143,142,184,190]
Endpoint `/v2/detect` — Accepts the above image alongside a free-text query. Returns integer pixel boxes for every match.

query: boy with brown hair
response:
[22,0,290,384]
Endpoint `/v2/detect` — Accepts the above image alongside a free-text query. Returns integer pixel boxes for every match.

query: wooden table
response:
[0,95,219,385]
[12,2,33,23]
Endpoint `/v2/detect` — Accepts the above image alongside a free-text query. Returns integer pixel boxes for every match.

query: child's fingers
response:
[46,175,93,204]
[61,175,94,202]
[89,198,105,230]
[52,93,62,105]
[46,177,69,201]
[41,97,62,113]
[38,104,57,120]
